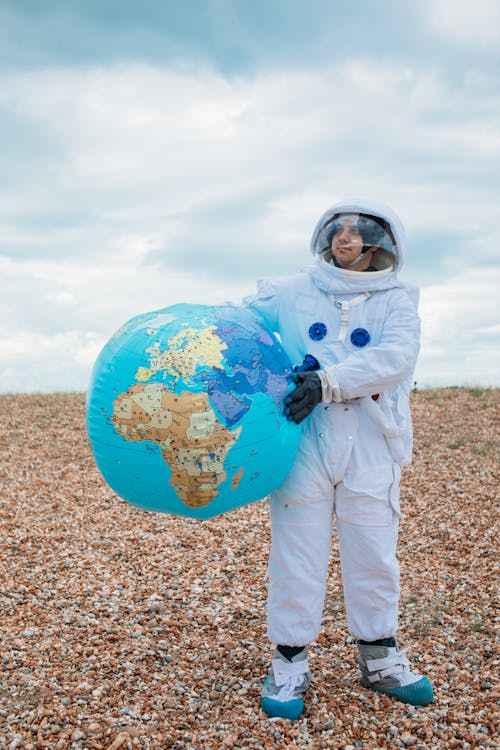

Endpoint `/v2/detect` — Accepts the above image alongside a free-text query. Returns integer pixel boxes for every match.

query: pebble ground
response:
[0,388,498,749]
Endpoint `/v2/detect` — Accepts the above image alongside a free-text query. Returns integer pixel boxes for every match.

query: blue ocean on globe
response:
[86,303,301,519]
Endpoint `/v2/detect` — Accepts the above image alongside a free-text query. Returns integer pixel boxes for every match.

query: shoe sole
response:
[362,675,434,706]
[261,696,304,721]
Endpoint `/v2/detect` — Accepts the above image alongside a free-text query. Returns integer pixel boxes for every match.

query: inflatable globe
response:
[86,303,301,519]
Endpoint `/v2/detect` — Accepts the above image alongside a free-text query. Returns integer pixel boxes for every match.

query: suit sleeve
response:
[322,289,421,401]
[243,278,281,333]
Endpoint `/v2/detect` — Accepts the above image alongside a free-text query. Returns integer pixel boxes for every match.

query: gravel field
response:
[1,388,498,750]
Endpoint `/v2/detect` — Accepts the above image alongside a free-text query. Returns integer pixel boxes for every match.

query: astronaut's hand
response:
[284,372,322,424]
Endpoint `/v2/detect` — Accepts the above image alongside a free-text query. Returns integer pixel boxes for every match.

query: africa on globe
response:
[86,303,301,519]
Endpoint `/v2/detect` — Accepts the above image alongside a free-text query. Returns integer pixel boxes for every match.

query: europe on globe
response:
[86,303,301,519]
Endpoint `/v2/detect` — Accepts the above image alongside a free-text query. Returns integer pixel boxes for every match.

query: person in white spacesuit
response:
[245,199,434,721]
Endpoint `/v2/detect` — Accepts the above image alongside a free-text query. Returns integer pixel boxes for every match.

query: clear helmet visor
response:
[313,212,396,257]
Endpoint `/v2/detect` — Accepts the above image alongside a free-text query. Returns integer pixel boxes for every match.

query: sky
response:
[1,0,499,393]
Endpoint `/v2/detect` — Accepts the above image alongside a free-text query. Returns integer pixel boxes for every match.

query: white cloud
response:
[426,0,500,45]
[416,268,500,387]
[479,323,500,335]
[1,61,498,231]
[0,59,499,391]
[0,250,255,393]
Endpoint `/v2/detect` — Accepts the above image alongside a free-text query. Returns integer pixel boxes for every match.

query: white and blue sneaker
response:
[357,641,434,706]
[261,647,310,721]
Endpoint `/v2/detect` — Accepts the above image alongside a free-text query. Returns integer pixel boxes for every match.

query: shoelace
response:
[274,673,306,702]
[271,657,309,702]
[366,645,411,683]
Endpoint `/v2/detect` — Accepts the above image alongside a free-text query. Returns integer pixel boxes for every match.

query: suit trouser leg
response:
[335,481,400,642]
[267,490,333,646]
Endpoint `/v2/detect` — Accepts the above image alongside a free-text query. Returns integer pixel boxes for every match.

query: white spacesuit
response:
[246,198,433,719]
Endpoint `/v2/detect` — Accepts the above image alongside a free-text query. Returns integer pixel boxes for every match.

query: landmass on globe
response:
[110,320,290,509]
[135,326,225,385]
[112,383,241,508]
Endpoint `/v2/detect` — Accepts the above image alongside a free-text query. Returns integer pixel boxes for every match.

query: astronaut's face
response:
[330,217,364,267]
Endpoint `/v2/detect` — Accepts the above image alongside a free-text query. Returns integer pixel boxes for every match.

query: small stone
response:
[75,682,92,694]
[123,725,142,738]
[401,733,418,747]
[71,730,85,741]
[106,733,129,750]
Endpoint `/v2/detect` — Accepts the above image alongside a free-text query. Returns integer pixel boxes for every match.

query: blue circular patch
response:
[350,328,371,347]
[309,322,327,341]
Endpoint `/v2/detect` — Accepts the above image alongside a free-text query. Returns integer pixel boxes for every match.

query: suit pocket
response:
[336,463,398,526]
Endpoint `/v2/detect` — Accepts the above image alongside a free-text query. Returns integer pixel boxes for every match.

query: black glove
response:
[284,372,322,424]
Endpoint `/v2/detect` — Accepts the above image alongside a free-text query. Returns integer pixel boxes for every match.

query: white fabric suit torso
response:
[245,200,421,646]
[247,257,420,489]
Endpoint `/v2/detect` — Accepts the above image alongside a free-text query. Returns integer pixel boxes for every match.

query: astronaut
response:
[245,199,434,721]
